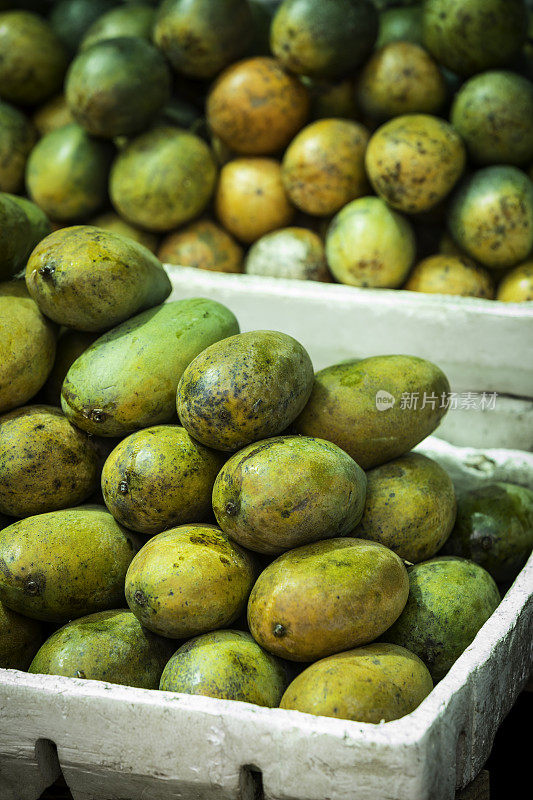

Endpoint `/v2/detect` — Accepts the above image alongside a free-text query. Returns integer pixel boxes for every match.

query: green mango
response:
[376,6,423,48]
[441,482,533,583]
[49,0,120,53]
[212,435,367,554]
[0,101,36,194]
[25,225,171,332]
[177,330,314,451]
[101,425,225,535]
[29,609,173,688]
[0,599,45,670]
[125,524,257,639]
[293,355,450,469]
[279,642,433,723]
[0,283,56,414]
[385,556,500,681]
[0,505,140,623]
[355,452,456,563]
[43,329,99,407]
[160,629,290,706]
[0,405,106,518]
[61,299,239,436]
[81,3,156,50]
[248,537,409,662]
[0,194,51,281]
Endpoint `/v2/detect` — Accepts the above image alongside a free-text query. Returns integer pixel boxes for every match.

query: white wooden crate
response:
[0,437,532,800]
[165,267,533,451]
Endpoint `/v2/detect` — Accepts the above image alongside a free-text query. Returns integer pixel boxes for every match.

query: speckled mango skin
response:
[0,506,140,623]
[160,629,289,706]
[158,219,243,274]
[357,42,447,122]
[422,0,527,77]
[448,167,533,270]
[102,425,225,535]
[0,599,45,670]
[81,4,156,50]
[355,453,456,563]
[0,285,56,415]
[0,405,106,518]
[245,227,330,282]
[43,330,98,407]
[451,71,533,167]
[441,482,533,583]
[271,0,378,80]
[29,609,174,688]
[279,643,433,723]
[213,436,367,554]
[26,225,171,332]
[0,194,51,281]
[26,124,114,223]
[66,38,171,139]
[177,330,314,452]
[154,0,253,80]
[293,355,450,470]
[248,537,409,662]
[206,57,310,156]
[365,114,466,214]
[0,101,36,194]
[281,119,370,217]
[497,261,533,302]
[110,126,217,232]
[61,299,239,437]
[404,254,494,299]
[385,556,501,681]
[325,197,415,288]
[0,11,68,106]
[125,524,257,639]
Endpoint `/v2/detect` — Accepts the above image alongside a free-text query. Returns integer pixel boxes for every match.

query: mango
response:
[293,355,450,469]
[158,219,243,274]
[81,3,156,49]
[279,643,433,722]
[49,0,119,54]
[160,629,289,706]
[244,228,330,282]
[385,557,500,681]
[0,101,36,194]
[26,226,171,332]
[213,435,367,554]
[0,600,45,670]
[102,425,225,535]
[43,330,98,407]
[442,482,533,583]
[248,538,409,661]
[90,212,159,254]
[32,94,73,137]
[177,330,314,451]
[0,506,140,623]
[404,254,494,299]
[355,453,456,563]
[497,261,533,302]
[125,524,256,638]
[29,609,173,688]
[0,193,51,281]
[62,298,239,437]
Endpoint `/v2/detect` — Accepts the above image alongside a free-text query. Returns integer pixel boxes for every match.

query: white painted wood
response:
[1,439,531,800]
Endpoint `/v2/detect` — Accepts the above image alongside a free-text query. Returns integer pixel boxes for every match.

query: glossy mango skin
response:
[0,506,140,623]
[365,114,466,214]
[385,556,500,681]
[355,453,456,563]
[25,124,114,223]
[293,355,450,469]
[404,254,494,299]
[43,330,99,407]
[66,38,171,138]
[154,0,253,79]
[0,194,51,281]
[496,261,533,302]
[0,285,56,415]
[177,330,314,451]
[0,600,45,670]
[26,225,171,332]
[244,227,330,282]
[160,629,289,706]
[125,524,257,639]
[102,425,225,535]
[0,405,105,518]
[29,609,174,688]
[248,537,409,662]
[441,482,533,583]
[279,643,433,723]
[0,101,36,194]
[213,435,367,554]
[61,298,239,437]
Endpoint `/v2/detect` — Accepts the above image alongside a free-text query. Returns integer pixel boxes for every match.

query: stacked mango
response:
[1,224,533,723]
[1,0,533,300]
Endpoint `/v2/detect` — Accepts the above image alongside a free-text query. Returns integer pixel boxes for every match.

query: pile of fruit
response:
[1,0,533,300]
[1,223,532,724]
